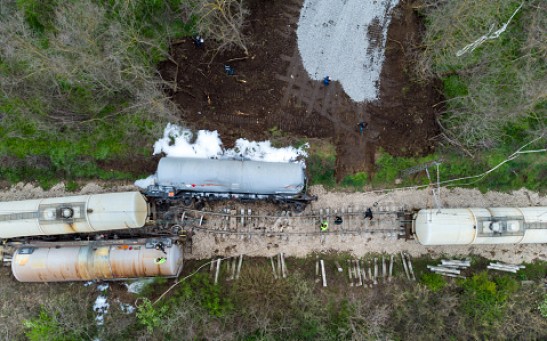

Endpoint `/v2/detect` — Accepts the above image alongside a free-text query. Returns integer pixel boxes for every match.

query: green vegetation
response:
[458,272,518,324]
[420,272,446,292]
[540,295,547,319]
[418,0,545,149]
[6,256,546,340]
[305,0,546,194]
[136,298,169,333]
[518,259,547,281]
[340,172,368,189]
[306,140,337,188]
[24,308,82,341]
[0,0,189,184]
[307,138,545,192]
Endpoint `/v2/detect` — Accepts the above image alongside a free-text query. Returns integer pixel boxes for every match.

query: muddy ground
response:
[160,0,441,180]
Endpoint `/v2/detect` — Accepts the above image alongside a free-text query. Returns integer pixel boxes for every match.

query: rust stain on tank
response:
[112,249,140,278]
[110,255,120,278]
[65,222,77,233]
[74,258,84,280]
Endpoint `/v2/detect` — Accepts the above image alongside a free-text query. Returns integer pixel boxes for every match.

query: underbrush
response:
[336,0,546,194]
[306,140,545,192]
[306,0,546,194]
[8,256,546,340]
[416,0,545,149]
[0,0,190,184]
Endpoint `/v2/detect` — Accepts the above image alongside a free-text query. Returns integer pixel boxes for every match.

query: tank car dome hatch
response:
[415,207,547,246]
[60,207,74,219]
[0,192,149,239]
[11,240,183,282]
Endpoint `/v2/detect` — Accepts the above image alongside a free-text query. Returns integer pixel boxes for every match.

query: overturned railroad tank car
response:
[10,238,183,282]
[146,157,312,203]
[0,192,148,239]
[414,207,547,245]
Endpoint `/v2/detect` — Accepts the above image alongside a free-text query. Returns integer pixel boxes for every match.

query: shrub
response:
[24,308,80,341]
[340,172,368,189]
[177,273,233,317]
[458,272,516,324]
[420,273,446,292]
[0,0,181,182]
[418,0,545,149]
[307,153,336,188]
[539,295,547,319]
[136,298,169,333]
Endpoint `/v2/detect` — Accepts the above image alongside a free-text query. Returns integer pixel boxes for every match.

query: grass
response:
[305,137,545,192]
[4,254,546,340]
[458,272,518,324]
[306,139,337,188]
[301,0,546,193]
[0,0,191,185]
[418,0,545,149]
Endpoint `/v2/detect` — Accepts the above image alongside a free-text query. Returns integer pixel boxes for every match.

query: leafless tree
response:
[182,0,250,55]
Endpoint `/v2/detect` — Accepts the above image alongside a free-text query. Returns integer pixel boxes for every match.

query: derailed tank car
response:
[10,238,183,282]
[414,207,547,245]
[145,157,315,210]
[0,192,148,239]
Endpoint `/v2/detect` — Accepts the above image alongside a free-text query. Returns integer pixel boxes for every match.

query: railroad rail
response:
[171,204,414,242]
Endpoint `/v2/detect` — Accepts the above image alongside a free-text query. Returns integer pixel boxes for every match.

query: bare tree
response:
[0,0,179,130]
[412,0,546,148]
[182,0,250,55]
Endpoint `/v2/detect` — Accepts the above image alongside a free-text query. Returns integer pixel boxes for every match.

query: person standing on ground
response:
[320,220,329,232]
[358,122,368,135]
[365,208,373,220]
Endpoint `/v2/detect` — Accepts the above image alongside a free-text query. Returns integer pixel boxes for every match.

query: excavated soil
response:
[160,0,441,180]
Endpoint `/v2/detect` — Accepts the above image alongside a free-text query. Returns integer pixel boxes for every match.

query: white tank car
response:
[156,157,305,195]
[0,192,148,239]
[11,239,183,282]
[414,207,547,245]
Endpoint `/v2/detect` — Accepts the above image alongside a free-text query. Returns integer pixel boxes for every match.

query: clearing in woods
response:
[160,0,441,180]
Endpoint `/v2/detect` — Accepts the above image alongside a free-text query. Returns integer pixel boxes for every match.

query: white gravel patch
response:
[297,0,399,102]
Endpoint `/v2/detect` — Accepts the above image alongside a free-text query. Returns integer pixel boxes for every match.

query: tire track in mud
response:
[271,0,380,178]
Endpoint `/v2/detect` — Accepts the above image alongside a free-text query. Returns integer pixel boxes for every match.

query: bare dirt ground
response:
[160,0,441,180]
[2,182,544,264]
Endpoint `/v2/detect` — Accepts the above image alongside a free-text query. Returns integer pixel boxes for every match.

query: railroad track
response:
[174,204,413,239]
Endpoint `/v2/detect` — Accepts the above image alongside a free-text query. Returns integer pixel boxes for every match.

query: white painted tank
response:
[414,207,547,245]
[0,192,148,239]
[11,241,183,282]
[157,157,305,195]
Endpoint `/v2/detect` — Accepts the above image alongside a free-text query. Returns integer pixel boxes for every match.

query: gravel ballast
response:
[297,0,399,102]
